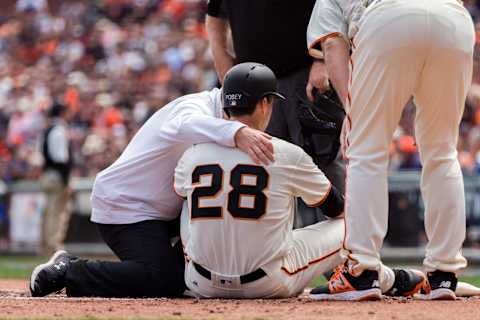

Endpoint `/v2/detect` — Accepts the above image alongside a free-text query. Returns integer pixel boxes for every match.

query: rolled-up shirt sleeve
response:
[307,0,348,52]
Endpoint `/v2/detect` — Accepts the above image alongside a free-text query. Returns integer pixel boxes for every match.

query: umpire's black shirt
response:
[208,0,316,78]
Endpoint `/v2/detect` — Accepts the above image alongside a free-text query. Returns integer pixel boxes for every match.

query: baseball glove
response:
[297,88,346,165]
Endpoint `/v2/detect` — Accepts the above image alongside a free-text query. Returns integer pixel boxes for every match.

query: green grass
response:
[0,256,44,279]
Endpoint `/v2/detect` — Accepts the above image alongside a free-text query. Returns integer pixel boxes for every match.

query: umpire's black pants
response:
[65,220,186,297]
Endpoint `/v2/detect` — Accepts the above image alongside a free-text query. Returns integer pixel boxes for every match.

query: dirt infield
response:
[1,279,479,320]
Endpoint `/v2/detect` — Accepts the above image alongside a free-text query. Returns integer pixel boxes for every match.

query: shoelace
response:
[329,264,349,282]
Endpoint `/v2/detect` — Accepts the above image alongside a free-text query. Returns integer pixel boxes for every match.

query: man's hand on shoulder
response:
[234,127,274,165]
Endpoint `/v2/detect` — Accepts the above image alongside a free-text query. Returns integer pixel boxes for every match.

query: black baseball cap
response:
[222,62,285,110]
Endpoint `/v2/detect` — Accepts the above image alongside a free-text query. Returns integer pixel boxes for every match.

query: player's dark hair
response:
[227,96,273,117]
[228,106,256,117]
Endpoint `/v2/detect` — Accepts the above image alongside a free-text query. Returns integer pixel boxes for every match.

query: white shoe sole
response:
[30,250,68,294]
[417,288,456,300]
[311,288,382,301]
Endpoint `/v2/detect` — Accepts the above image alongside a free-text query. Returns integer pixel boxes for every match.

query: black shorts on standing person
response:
[206,0,346,227]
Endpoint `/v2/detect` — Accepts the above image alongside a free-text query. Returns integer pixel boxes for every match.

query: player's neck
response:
[230,116,263,131]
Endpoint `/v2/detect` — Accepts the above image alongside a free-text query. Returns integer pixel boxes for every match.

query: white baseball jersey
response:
[307,0,465,47]
[307,0,365,47]
[90,88,245,224]
[174,138,332,276]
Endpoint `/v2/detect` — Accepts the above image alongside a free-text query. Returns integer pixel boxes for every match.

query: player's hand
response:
[234,127,274,165]
[307,60,330,101]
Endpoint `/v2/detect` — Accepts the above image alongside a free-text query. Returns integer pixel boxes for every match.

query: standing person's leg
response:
[40,170,66,256]
[413,0,474,299]
[342,4,427,275]
[53,186,71,253]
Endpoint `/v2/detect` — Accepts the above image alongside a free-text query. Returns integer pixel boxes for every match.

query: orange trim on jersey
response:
[342,137,350,254]
[172,175,186,199]
[345,55,354,152]
[341,43,356,257]
[305,183,332,208]
[342,124,349,252]
[281,247,341,276]
[347,57,353,107]
[308,32,345,52]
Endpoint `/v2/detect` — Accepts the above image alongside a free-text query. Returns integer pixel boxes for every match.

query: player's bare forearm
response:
[206,15,235,83]
[321,37,350,107]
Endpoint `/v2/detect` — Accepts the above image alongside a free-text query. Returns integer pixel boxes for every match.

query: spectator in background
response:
[40,102,71,256]
[15,0,47,13]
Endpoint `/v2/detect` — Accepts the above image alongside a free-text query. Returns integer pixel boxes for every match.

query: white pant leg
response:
[343,0,429,273]
[413,0,474,274]
[270,219,345,297]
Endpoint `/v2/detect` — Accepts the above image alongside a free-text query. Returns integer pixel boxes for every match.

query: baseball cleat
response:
[385,269,426,297]
[417,270,457,300]
[30,250,75,297]
[310,264,382,301]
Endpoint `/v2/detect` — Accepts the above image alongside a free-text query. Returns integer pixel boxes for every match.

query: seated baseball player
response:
[174,62,426,299]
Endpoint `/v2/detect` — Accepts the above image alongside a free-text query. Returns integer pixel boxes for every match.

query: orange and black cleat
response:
[310,264,382,301]
[385,269,427,297]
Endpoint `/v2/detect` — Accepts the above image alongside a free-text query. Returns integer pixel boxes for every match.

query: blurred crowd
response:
[0,0,478,185]
[0,0,215,182]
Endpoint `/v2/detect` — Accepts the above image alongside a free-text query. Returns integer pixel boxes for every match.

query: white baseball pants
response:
[343,0,474,274]
[185,219,395,298]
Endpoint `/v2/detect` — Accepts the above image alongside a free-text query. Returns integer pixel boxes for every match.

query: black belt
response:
[193,262,266,284]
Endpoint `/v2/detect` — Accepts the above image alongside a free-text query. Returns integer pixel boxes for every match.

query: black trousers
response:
[65,220,186,298]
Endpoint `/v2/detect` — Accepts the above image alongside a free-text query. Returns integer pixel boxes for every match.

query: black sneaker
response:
[418,270,457,300]
[385,269,426,297]
[30,250,75,297]
[310,264,382,301]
